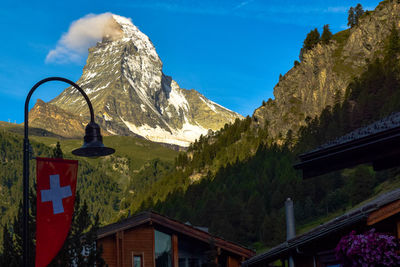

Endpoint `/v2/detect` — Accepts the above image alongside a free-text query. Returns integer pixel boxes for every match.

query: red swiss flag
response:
[35,157,78,267]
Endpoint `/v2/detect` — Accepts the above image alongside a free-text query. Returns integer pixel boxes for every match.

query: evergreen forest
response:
[126,22,400,251]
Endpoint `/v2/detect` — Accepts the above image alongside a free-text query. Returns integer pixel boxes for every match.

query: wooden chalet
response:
[243,112,400,266]
[96,211,255,267]
[243,188,400,267]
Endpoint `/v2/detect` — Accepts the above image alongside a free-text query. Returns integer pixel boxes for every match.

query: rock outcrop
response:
[29,99,87,138]
[253,0,400,140]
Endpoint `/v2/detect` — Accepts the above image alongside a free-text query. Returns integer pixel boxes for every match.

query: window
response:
[177,235,207,267]
[179,258,187,267]
[178,258,200,267]
[132,254,143,267]
[155,230,172,267]
[188,258,200,267]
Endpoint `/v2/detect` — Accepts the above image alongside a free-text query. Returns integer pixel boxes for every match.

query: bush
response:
[335,229,400,266]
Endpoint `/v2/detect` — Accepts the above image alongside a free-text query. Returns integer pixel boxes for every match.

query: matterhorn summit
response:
[30,14,242,147]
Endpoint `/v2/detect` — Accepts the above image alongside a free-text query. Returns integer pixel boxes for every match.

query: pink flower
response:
[335,229,400,266]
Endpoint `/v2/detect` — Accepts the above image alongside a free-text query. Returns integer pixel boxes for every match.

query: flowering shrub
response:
[335,229,400,266]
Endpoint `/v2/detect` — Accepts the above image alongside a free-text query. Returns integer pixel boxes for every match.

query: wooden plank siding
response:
[97,212,254,266]
[367,199,400,225]
[172,234,178,267]
[98,235,117,267]
[227,255,241,267]
[123,226,155,267]
[397,220,400,238]
[97,225,155,267]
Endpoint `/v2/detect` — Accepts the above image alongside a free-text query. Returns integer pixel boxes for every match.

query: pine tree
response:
[354,4,364,25]
[385,23,400,65]
[0,141,105,266]
[348,4,364,27]
[299,28,320,61]
[52,141,64,158]
[49,192,106,266]
[0,199,34,266]
[1,215,20,266]
[321,24,333,44]
[345,166,375,205]
[347,7,355,27]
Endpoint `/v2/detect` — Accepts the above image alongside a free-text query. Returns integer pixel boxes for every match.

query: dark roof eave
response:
[243,188,400,266]
[97,212,152,238]
[242,213,368,266]
[293,128,400,178]
[96,211,255,258]
[298,124,400,161]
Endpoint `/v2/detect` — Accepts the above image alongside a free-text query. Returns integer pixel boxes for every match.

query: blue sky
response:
[0,0,381,123]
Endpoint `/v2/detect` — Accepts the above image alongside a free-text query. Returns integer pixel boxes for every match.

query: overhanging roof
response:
[294,112,400,178]
[97,211,255,258]
[242,188,400,266]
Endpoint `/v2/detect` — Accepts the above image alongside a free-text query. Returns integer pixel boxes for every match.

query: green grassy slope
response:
[0,121,178,170]
[29,135,178,170]
[0,122,178,250]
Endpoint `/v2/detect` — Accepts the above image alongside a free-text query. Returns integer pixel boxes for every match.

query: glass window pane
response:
[179,258,187,267]
[133,255,141,267]
[188,258,200,267]
[155,230,172,267]
[178,235,207,267]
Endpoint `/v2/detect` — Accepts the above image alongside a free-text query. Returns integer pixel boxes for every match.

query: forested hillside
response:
[0,128,178,251]
[0,130,122,249]
[126,19,400,250]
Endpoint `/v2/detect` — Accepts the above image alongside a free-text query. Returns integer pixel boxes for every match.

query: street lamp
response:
[23,77,115,266]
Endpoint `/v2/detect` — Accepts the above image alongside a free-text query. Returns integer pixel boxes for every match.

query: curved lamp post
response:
[23,77,115,266]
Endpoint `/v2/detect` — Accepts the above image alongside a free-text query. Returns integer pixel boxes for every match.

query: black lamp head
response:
[72,121,115,157]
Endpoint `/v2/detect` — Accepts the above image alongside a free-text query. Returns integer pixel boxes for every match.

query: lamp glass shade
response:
[72,122,115,157]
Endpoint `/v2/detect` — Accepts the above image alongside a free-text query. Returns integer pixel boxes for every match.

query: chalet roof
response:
[294,112,400,178]
[242,188,400,266]
[97,211,255,259]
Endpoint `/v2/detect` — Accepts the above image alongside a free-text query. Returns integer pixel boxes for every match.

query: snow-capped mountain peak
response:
[31,14,242,147]
[110,14,159,60]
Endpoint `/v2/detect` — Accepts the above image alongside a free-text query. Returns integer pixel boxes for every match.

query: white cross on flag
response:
[36,157,78,267]
[41,174,72,214]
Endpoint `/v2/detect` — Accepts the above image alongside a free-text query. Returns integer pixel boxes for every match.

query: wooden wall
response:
[98,224,252,267]
[97,225,155,267]
[98,235,117,267]
[124,225,155,267]
[227,255,241,267]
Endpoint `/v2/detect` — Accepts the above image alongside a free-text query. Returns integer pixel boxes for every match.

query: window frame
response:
[132,252,144,267]
[154,229,173,267]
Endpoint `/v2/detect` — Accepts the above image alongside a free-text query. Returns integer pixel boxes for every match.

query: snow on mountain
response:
[31,14,242,147]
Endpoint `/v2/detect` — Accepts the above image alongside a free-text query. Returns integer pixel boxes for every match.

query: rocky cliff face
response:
[30,15,241,147]
[253,0,400,139]
[30,99,88,138]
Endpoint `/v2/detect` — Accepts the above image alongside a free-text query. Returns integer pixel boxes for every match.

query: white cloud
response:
[46,12,119,64]
[234,0,255,10]
[324,6,348,13]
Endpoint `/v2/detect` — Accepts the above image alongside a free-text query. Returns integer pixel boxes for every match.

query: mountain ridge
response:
[30,14,242,147]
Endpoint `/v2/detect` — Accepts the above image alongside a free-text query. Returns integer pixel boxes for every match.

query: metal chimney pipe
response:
[285,198,296,240]
[285,198,295,267]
